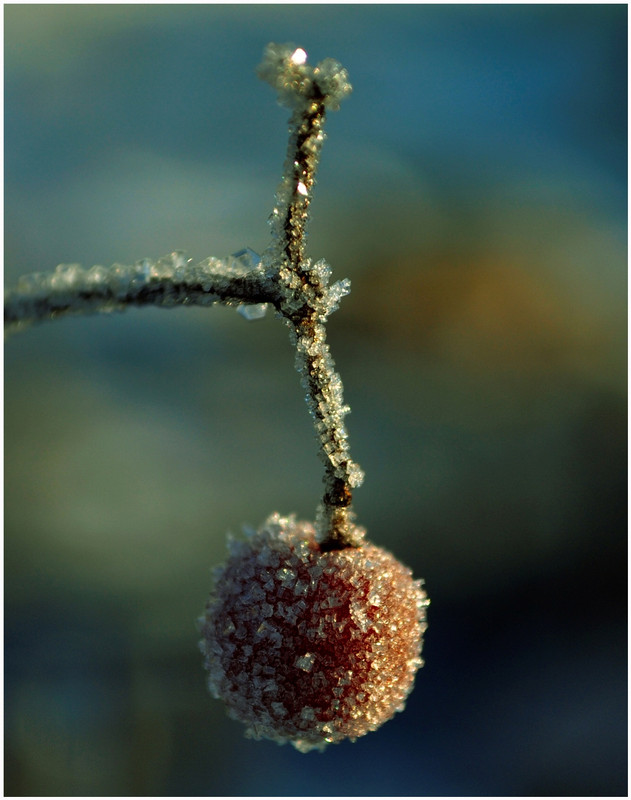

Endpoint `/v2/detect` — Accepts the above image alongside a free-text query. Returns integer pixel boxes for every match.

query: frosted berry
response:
[198,513,429,752]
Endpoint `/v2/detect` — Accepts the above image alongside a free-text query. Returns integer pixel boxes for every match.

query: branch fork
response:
[4,43,364,549]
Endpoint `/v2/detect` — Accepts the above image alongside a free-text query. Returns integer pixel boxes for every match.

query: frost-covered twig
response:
[257,44,363,549]
[4,43,363,548]
[4,249,275,334]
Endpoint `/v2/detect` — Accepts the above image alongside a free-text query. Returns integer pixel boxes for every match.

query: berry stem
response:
[282,97,326,268]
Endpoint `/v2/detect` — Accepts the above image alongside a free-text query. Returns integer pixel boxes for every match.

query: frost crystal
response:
[229,248,262,272]
[295,653,316,672]
[257,43,352,112]
[290,48,307,66]
[199,514,429,752]
[237,303,268,321]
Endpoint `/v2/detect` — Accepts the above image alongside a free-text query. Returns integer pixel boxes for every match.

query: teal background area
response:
[5,5,627,796]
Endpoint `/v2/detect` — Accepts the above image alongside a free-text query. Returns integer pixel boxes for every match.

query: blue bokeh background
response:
[5,5,627,796]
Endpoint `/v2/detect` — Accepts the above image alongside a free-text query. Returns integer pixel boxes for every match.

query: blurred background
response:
[4,4,627,796]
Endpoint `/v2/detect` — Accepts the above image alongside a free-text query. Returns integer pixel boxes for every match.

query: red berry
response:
[199,513,429,752]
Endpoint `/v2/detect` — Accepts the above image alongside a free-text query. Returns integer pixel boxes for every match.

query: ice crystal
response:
[229,248,262,273]
[257,43,352,112]
[294,653,316,672]
[237,303,268,321]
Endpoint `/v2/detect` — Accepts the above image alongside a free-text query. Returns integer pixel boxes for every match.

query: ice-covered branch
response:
[4,43,364,549]
[258,44,363,549]
[4,250,276,335]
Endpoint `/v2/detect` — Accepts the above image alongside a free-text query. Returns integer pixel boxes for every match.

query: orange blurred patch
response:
[352,252,615,381]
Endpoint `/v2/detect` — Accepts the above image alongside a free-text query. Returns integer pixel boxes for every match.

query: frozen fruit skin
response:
[198,513,429,752]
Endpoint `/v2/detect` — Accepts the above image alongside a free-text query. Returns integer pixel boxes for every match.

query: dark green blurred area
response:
[5,4,626,796]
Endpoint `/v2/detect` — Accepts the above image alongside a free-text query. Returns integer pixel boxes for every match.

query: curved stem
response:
[4,253,277,336]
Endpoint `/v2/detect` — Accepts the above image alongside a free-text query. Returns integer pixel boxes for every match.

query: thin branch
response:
[258,44,364,549]
[4,250,277,335]
[4,43,364,550]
